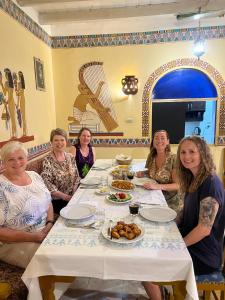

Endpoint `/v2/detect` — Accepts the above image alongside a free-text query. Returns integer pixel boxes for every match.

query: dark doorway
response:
[152,102,186,144]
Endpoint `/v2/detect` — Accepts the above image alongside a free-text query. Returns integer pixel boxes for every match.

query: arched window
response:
[151,68,217,144]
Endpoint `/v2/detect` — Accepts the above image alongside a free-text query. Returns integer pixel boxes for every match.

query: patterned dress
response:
[0,171,51,231]
[75,144,94,178]
[145,153,182,212]
[41,152,80,213]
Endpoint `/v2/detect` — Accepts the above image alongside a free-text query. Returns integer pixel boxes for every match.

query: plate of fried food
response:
[111,180,135,191]
[102,221,144,244]
[106,192,132,204]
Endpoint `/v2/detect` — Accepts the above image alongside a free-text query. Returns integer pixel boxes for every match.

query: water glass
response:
[101,176,108,188]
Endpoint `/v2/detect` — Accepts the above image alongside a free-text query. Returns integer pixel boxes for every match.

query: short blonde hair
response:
[0,141,28,162]
[50,128,67,142]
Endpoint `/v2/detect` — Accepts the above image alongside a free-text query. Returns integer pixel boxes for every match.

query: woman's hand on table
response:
[143,182,162,190]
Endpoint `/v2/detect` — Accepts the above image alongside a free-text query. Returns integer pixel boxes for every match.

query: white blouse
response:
[0,171,51,232]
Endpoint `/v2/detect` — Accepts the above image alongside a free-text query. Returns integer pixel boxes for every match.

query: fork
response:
[108,219,113,239]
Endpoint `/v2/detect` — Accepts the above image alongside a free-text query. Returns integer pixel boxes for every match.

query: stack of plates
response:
[60,204,96,226]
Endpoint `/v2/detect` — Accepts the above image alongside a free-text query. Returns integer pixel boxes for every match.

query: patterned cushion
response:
[196,271,225,283]
[0,260,28,300]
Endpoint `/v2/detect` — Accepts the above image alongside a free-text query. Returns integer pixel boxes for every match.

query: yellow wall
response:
[52,40,225,178]
[0,10,56,148]
[1,8,224,179]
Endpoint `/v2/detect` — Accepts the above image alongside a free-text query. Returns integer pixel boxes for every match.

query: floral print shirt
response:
[145,153,182,211]
[41,152,80,198]
[0,171,51,232]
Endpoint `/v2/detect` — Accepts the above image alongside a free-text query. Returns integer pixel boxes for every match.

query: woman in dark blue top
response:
[143,136,225,300]
[72,127,96,178]
[176,136,225,276]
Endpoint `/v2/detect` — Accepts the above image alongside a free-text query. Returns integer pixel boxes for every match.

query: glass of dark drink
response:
[129,202,140,216]
[127,171,134,180]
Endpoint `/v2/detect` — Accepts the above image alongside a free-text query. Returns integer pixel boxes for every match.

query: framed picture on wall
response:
[34,57,45,91]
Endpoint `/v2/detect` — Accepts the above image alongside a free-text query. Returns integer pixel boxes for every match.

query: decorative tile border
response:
[2,0,225,48]
[51,26,225,49]
[69,138,150,147]
[0,0,51,46]
[142,58,225,145]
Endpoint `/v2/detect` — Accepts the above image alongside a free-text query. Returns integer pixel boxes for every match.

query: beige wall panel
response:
[0,10,56,148]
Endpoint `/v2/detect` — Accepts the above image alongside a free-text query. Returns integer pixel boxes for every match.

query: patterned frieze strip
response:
[69,138,150,147]
[2,1,225,48]
[51,26,225,49]
[0,0,52,46]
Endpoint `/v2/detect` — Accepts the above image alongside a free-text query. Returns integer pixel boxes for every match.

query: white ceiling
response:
[14,0,225,36]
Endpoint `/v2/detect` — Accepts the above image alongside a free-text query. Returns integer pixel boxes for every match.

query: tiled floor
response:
[60,278,149,300]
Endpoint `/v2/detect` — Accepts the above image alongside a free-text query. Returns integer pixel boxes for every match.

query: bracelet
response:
[46,220,54,225]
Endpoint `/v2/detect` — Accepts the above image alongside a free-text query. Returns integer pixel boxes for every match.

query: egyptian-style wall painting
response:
[0,68,33,146]
[68,61,118,134]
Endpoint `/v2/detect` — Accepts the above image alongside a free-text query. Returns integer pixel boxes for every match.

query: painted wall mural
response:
[0,68,33,145]
[68,61,118,134]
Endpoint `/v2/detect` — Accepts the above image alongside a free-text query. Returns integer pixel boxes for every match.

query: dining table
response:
[22,159,199,300]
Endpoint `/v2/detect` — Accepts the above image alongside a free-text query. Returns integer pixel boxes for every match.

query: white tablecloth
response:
[22,159,198,300]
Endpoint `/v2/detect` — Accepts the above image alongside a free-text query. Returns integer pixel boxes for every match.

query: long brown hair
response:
[176,136,215,193]
[149,130,171,157]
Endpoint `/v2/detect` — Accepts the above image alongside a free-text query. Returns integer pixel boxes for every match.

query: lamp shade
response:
[121,75,138,95]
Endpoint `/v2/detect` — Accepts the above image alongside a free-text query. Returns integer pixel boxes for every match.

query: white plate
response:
[95,187,110,195]
[65,215,96,226]
[60,204,96,220]
[92,162,111,170]
[132,177,155,186]
[106,193,132,204]
[110,180,135,192]
[80,177,101,186]
[102,223,145,244]
[139,207,177,222]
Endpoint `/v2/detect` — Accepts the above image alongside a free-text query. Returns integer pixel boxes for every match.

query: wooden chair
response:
[153,280,186,300]
[39,275,75,300]
[196,249,225,300]
[0,282,11,299]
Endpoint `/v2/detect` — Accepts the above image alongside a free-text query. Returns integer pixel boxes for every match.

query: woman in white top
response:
[0,141,53,268]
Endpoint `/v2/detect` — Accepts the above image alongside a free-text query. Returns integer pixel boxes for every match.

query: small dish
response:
[95,187,110,195]
[106,192,132,204]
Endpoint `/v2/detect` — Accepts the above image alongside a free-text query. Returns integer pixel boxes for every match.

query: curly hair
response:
[176,136,215,193]
[149,129,171,156]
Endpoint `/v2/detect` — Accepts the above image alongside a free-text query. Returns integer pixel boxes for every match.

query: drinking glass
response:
[129,201,140,221]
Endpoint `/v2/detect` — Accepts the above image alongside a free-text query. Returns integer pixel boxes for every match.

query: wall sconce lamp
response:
[121,75,138,95]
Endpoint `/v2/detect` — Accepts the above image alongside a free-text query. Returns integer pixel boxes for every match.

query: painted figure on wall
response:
[0,69,17,138]
[68,61,118,133]
[14,71,27,136]
[68,81,107,128]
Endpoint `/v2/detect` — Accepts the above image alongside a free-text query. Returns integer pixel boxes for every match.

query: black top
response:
[179,175,225,275]
[75,144,94,178]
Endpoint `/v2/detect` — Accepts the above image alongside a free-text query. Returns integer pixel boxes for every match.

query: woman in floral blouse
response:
[41,128,80,214]
[137,130,182,212]
[0,141,53,268]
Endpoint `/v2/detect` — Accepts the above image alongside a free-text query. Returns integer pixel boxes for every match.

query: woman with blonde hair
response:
[0,141,53,268]
[41,128,80,214]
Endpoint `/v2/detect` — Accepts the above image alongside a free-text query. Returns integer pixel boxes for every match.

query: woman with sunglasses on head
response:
[137,130,182,212]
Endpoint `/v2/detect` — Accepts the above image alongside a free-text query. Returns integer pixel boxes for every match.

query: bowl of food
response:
[115,154,132,165]
[111,180,135,191]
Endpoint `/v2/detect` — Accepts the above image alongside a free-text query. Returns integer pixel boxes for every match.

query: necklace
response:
[52,150,66,163]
